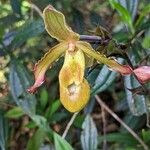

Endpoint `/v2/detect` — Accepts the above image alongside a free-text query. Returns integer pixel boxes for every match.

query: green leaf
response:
[124,75,147,116]
[73,115,84,128]
[72,7,85,34]
[84,97,96,114]
[25,121,37,129]
[90,11,102,26]
[0,25,5,41]
[91,56,125,96]
[0,14,20,27]
[87,68,100,87]
[135,4,150,28]
[0,111,9,150]
[142,129,150,143]
[127,0,138,20]
[9,60,36,115]
[136,19,150,33]
[10,19,44,50]
[54,132,73,150]
[31,115,50,132]
[120,112,145,132]
[81,115,98,150]
[10,0,22,16]
[40,88,49,110]
[5,106,24,119]
[117,0,139,20]
[109,0,134,33]
[27,128,46,150]
[98,132,138,146]
[25,114,53,140]
[49,112,68,123]
[28,115,52,140]
[142,35,150,49]
[40,144,55,150]
[91,65,117,95]
[45,99,61,120]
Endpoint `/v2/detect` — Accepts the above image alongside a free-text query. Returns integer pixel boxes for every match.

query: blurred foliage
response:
[0,0,150,150]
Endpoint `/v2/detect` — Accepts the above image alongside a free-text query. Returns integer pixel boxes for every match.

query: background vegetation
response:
[0,0,150,150]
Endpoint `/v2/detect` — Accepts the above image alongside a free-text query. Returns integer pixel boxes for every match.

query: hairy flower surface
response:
[28,5,150,112]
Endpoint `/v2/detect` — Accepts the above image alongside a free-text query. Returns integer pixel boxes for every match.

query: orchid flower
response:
[28,5,150,112]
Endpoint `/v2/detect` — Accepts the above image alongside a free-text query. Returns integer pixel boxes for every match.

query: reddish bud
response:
[133,66,150,83]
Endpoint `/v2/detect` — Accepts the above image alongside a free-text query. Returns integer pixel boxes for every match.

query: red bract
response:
[133,66,150,83]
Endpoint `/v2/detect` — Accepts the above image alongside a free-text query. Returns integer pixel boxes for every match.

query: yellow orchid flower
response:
[28,5,135,112]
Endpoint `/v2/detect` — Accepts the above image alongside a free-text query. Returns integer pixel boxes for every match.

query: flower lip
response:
[60,78,90,112]
[67,82,80,99]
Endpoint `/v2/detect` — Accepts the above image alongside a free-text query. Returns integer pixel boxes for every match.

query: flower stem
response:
[80,35,101,43]
[62,112,79,139]
[95,95,149,150]
[80,35,110,45]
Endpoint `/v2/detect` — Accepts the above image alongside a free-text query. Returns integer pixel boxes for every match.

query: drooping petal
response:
[43,5,79,42]
[133,66,150,83]
[77,41,132,75]
[59,49,85,87]
[28,42,68,93]
[59,78,90,112]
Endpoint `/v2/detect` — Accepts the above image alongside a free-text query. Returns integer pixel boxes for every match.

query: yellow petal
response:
[76,41,132,75]
[84,54,94,68]
[43,5,79,42]
[28,42,68,93]
[59,78,90,112]
[59,49,85,87]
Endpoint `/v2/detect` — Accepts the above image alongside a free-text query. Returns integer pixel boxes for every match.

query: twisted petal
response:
[77,41,132,75]
[59,79,90,112]
[43,5,79,42]
[84,54,94,68]
[133,66,150,83]
[28,42,68,93]
[59,49,90,112]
